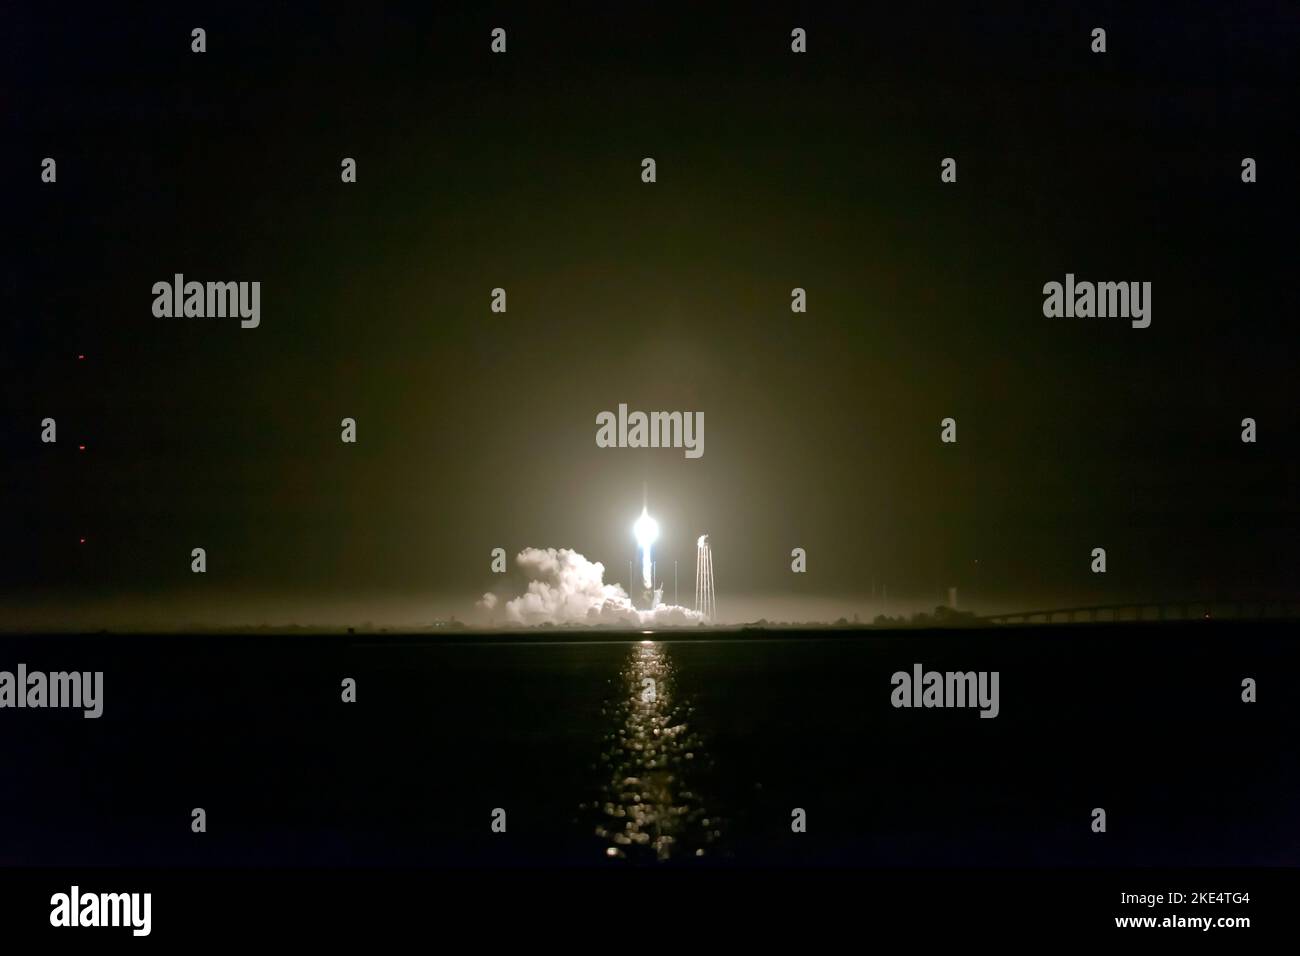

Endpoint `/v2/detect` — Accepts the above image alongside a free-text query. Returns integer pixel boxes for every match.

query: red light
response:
[79,537,86,544]
[77,354,85,360]
[78,444,86,451]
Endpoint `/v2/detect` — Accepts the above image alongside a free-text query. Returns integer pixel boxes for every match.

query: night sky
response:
[5,3,1298,628]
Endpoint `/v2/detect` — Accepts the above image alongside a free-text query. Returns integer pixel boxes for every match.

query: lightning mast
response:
[694,534,716,622]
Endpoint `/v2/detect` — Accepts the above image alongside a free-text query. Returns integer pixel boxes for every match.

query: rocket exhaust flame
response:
[633,508,659,590]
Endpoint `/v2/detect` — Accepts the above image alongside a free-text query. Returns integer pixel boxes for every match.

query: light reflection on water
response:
[589,640,722,862]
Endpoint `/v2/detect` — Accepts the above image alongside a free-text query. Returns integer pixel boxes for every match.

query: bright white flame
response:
[634,509,659,549]
[634,508,659,590]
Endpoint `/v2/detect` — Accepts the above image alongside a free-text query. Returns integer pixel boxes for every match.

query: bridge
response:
[981,599,1300,625]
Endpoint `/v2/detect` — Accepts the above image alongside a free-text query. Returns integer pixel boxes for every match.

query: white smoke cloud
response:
[479,547,702,627]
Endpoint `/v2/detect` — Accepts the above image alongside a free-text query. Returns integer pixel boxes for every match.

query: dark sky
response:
[5,3,1298,627]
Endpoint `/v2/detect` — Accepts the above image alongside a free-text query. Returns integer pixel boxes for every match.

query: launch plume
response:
[478,547,702,627]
